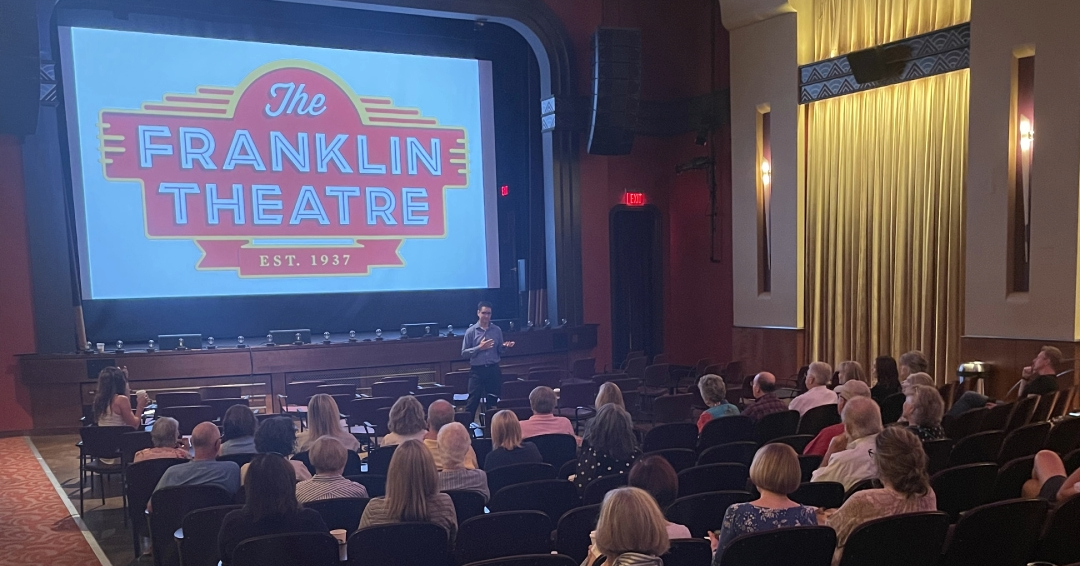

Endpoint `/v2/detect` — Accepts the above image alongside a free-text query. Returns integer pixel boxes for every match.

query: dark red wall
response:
[0,135,36,432]
[544,0,734,367]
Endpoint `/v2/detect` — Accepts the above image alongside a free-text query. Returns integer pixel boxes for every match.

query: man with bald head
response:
[153,421,240,495]
[788,361,838,416]
[423,399,478,470]
[741,372,787,423]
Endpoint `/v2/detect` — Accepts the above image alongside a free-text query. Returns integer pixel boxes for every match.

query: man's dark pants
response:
[466,363,503,416]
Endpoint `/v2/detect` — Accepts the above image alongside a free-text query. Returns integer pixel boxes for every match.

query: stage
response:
[18,325,596,434]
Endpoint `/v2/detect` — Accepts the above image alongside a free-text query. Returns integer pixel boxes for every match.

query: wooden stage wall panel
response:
[732,327,805,383]
[18,326,597,433]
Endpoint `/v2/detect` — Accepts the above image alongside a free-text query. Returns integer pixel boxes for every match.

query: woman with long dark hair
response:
[220,404,259,456]
[870,356,901,405]
[218,454,328,566]
[575,403,640,495]
[92,366,147,427]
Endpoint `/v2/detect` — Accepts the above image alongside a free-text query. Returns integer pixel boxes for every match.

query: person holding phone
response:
[461,301,514,419]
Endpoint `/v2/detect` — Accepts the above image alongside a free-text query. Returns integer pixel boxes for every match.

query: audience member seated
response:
[804,381,871,457]
[92,366,148,430]
[359,439,458,542]
[220,405,259,456]
[948,345,1062,418]
[596,382,626,410]
[900,372,934,396]
[903,385,946,441]
[825,427,937,565]
[381,395,428,446]
[1022,450,1080,504]
[741,372,788,424]
[696,374,740,432]
[869,356,901,406]
[295,436,369,504]
[897,350,929,386]
[811,397,882,490]
[519,386,578,440]
[584,487,670,566]
[242,417,312,484]
[628,455,692,539]
[789,362,837,416]
[297,393,362,453]
[436,422,490,502]
[485,409,543,471]
[575,404,641,495]
[154,421,240,496]
[836,361,866,385]
[424,399,478,470]
[218,454,328,566]
[134,416,190,463]
[710,444,817,558]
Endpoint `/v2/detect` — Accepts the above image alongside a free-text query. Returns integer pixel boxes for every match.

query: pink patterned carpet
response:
[0,437,105,565]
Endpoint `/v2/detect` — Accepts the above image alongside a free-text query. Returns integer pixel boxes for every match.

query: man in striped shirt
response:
[295,436,368,504]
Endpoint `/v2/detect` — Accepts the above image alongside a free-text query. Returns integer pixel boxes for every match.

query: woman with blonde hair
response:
[710,444,816,559]
[359,439,458,541]
[382,395,428,446]
[826,426,936,563]
[298,394,361,452]
[836,361,867,385]
[585,487,670,566]
[485,410,543,470]
[902,385,946,442]
[595,382,625,410]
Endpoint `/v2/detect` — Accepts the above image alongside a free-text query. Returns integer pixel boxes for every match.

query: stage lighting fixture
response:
[207,337,216,349]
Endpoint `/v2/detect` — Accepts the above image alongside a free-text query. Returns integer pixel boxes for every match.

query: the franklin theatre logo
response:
[97,60,469,277]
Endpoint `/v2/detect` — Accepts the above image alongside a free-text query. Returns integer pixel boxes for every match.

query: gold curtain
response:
[806,71,968,382]
[814,0,970,60]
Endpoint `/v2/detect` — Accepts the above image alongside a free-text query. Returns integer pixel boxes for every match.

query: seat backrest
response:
[993,456,1036,501]
[643,364,673,388]
[488,479,577,521]
[717,526,836,566]
[442,371,471,394]
[643,423,699,452]
[643,449,698,473]
[797,404,842,436]
[923,438,955,475]
[624,357,647,379]
[790,481,845,509]
[344,474,386,498]
[315,383,356,398]
[371,381,412,399]
[284,381,327,406]
[156,405,216,436]
[843,478,881,501]
[945,407,986,440]
[379,375,420,390]
[120,430,154,464]
[1064,448,1080,474]
[486,462,556,495]
[980,401,1014,431]
[1036,490,1080,565]
[698,415,754,450]
[179,504,242,566]
[528,434,579,469]
[554,504,600,562]
[660,538,712,566]
[366,445,397,476]
[930,463,999,521]
[217,453,255,467]
[346,522,449,566]
[571,358,596,381]
[202,398,248,422]
[678,463,749,497]
[415,392,455,412]
[798,455,823,483]
[455,511,553,565]
[948,430,1005,467]
[303,497,369,532]
[879,392,906,425]
[81,425,135,458]
[126,458,188,537]
[665,491,754,537]
[651,394,693,424]
[837,512,949,566]
[150,485,235,566]
[528,369,563,389]
[1031,391,1058,423]
[941,498,1049,566]
[445,490,487,525]
[1004,394,1040,432]
[557,382,598,408]
[582,472,628,505]
[754,410,801,445]
[1047,416,1080,454]
[233,532,340,566]
[348,396,395,428]
[697,441,758,467]
[472,438,493,469]
[766,434,815,454]
[501,379,539,402]
[291,451,317,475]
[156,392,202,409]
[607,377,640,392]
[998,421,1050,463]
[461,555,577,566]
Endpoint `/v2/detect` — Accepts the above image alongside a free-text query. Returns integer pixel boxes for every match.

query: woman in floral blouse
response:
[710,443,817,562]
[574,404,640,495]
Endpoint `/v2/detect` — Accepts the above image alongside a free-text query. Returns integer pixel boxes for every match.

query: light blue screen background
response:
[62,27,497,299]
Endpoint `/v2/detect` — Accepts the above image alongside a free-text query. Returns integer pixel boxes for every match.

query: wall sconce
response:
[1019,115,1033,263]
[760,160,772,186]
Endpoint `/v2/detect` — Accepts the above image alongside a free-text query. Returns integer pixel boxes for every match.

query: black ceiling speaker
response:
[845,44,911,85]
[0,0,40,136]
[588,27,641,156]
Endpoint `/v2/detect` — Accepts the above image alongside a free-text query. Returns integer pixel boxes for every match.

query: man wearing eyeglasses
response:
[461,301,515,420]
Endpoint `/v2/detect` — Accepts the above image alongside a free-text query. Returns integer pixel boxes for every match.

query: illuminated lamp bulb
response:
[760,160,772,186]
[1019,118,1034,152]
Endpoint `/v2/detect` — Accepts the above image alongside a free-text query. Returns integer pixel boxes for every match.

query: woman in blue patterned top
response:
[709,443,817,562]
[696,374,741,432]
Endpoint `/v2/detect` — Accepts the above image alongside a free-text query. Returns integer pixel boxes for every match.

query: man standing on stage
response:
[462,301,515,419]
